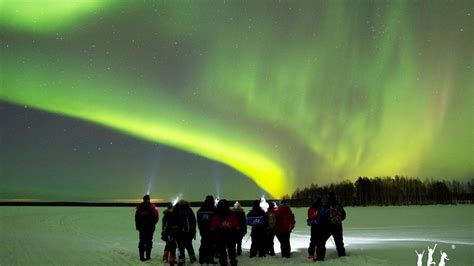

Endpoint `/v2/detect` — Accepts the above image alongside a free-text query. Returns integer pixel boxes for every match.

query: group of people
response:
[306,192,346,261]
[134,192,345,265]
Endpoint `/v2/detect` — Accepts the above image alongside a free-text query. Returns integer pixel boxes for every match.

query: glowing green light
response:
[0,0,112,32]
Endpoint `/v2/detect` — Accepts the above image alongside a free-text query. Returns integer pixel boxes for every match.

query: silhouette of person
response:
[415,250,425,266]
[307,198,328,261]
[197,195,218,264]
[247,199,268,257]
[135,194,159,261]
[169,200,197,265]
[161,204,177,264]
[427,244,437,266]
[265,202,277,256]
[274,200,296,258]
[231,201,247,256]
[439,250,449,266]
[326,192,346,257]
[210,199,241,266]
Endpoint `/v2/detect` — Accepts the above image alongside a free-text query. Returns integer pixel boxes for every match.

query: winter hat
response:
[204,195,214,205]
[143,194,150,202]
[234,201,241,208]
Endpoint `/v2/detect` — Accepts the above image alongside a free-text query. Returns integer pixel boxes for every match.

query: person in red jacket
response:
[135,194,159,261]
[210,199,241,266]
[274,200,295,258]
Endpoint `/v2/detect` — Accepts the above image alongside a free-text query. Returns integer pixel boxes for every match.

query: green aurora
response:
[1,0,473,199]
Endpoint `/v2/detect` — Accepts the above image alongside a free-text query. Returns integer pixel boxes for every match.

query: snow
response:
[0,205,472,265]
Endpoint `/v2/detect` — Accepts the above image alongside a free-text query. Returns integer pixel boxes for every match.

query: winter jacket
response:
[247,208,268,229]
[135,202,159,230]
[210,213,240,231]
[197,204,217,233]
[274,204,295,234]
[169,200,197,239]
[231,207,247,236]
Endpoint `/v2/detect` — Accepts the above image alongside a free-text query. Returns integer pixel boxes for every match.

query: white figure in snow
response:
[427,244,437,266]
[415,250,425,266]
[439,250,449,266]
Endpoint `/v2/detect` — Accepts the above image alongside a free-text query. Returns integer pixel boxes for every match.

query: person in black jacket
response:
[170,200,197,266]
[197,195,218,264]
[161,204,177,264]
[326,192,346,258]
[316,192,346,260]
[231,201,247,256]
[246,200,268,258]
[135,194,159,261]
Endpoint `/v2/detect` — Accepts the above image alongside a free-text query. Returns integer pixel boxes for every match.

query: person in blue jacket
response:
[246,200,268,258]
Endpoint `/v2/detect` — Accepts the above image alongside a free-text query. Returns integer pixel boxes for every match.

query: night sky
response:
[1,0,473,201]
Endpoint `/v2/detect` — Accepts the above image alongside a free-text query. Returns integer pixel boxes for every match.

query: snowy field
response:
[1,205,472,265]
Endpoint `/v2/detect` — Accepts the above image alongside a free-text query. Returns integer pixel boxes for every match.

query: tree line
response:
[284,176,474,207]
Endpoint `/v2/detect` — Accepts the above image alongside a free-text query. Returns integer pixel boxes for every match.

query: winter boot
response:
[337,247,346,257]
[169,254,177,266]
[177,257,185,266]
[189,254,197,263]
[139,248,146,261]
[145,247,152,260]
[163,250,170,262]
[236,242,242,256]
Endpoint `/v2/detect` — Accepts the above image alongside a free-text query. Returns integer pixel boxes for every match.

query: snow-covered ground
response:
[1,205,472,265]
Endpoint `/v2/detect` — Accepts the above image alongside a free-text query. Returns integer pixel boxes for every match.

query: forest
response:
[285,176,474,207]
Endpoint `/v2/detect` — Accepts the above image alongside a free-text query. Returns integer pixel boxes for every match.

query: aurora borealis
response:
[1,0,473,201]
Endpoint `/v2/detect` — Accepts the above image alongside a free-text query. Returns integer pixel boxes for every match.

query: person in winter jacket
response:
[274,200,295,258]
[230,201,247,256]
[161,204,177,264]
[197,195,218,264]
[265,202,277,256]
[306,198,329,261]
[210,199,241,266]
[169,200,197,266]
[326,192,346,257]
[246,199,268,258]
[135,194,159,261]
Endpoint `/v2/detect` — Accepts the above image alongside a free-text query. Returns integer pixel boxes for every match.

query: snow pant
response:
[275,232,291,258]
[138,228,155,260]
[308,225,328,261]
[236,233,245,256]
[266,229,275,255]
[176,236,196,265]
[216,234,238,266]
[328,223,345,257]
[308,225,317,256]
[164,239,177,262]
[199,231,216,264]
[249,228,266,257]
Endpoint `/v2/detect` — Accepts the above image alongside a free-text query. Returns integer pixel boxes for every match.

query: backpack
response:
[267,212,276,229]
[175,209,195,233]
[329,205,344,224]
[307,208,319,226]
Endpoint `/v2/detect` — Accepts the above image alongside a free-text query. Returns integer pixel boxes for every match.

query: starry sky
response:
[0,0,473,201]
